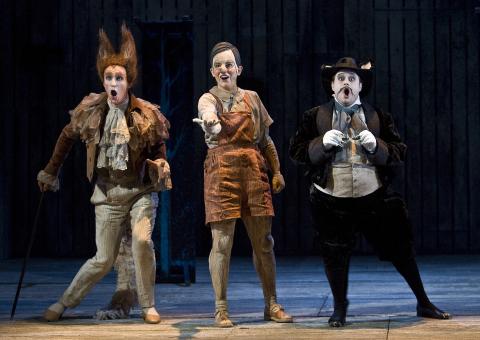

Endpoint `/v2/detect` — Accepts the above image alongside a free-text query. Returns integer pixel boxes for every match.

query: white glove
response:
[323,129,346,150]
[358,130,377,153]
[192,118,221,135]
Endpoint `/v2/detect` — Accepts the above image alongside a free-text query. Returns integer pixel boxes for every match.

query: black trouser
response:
[309,185,415,264]
[309,185,430,308]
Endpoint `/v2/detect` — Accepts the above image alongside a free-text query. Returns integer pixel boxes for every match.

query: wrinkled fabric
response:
[203,93,273,224]
[43,92,169,183]
[97,101,131,171]
[198,86,273,149]
[60,189,158,309]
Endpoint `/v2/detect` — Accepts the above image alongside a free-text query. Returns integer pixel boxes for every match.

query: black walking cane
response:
[10,191,45,320]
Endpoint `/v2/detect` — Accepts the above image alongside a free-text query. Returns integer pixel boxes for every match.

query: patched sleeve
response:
[255,92,273,128]
[197,93,218,119]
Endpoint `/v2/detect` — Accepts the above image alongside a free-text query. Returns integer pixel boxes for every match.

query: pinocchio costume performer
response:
[194,42,293,327]
[38,24,171,324]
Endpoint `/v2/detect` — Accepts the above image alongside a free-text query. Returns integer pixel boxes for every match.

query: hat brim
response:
[321,65,373,97]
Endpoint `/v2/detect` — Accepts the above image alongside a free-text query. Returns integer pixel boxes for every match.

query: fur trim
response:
[114,233,137,291]
[128,98,170,151]
[96,23,137,85]
[37,170,59,192]
[94,289,136,320]
[69,92,107,143]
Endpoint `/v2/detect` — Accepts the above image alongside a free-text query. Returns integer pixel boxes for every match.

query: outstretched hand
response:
[192,118,221,135]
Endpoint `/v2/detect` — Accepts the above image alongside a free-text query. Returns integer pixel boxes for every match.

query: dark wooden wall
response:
[1,0,479,259]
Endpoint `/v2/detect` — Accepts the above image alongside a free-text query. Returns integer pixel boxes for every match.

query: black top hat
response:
[321,57,374,97]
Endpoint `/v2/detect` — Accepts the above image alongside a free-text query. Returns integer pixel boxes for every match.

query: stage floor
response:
[0,255,479,339]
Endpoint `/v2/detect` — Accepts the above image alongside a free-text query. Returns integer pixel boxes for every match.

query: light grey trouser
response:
[209,216,277,312]
[60,182,158,309]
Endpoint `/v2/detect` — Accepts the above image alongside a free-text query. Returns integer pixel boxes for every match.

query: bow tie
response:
[335,101,361,115]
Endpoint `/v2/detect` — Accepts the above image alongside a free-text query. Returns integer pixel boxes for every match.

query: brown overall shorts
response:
[204,93,274,224]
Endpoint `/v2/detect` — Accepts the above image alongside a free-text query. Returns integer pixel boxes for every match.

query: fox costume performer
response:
[38,24,171,324]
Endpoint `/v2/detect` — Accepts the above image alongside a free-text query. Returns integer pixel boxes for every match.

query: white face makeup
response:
[331,70,362,106]
[103,65,129,106]
[210,49,243,92]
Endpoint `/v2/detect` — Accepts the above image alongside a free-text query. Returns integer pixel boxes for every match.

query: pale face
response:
[331,70,362,106]
[103,65,129,105]
[210,50,243,92]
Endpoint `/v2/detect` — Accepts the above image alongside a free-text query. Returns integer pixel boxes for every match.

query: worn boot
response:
[43,302,65,322]
[417,303,450,319]
[264,303,293,323]
[323,248,350,327]
[142,307,161,324]
[215,310,234,327]
[392,258,451,320]
[328,299,349,327]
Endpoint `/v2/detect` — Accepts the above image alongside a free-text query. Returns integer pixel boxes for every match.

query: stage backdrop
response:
[0,0,479,259]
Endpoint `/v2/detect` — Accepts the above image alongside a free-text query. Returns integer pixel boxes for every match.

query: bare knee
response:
[261,234,275,253]
[211,233,234,255]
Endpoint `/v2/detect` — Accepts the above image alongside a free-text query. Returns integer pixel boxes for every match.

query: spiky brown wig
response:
[96,23,137,85]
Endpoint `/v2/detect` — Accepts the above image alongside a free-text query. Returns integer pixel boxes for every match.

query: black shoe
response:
[328,300,348,327]
[416,304,451,319]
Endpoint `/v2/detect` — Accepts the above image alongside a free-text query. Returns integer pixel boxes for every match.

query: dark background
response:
[1,0,479,261]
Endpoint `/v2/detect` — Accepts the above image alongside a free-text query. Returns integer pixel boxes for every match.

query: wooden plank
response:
[419,0,437,252]
[177,0,192,18]
[312,1,326,103]
[282,0,299,253]
[193,0,208,101]
[88,0,103,92]
[450,1,469,252]
[434,0,453,253]
[12,0,32,257]
[388,0,406,197]
[238,0,252,76]
[132,0,146,95]
[222,0,237,43]
[358,0,374,67]
[343,0,360,56]
[467,0,480,252]
[70,0,93,256]
[266,0,285,252]
[296,0,313,253]
[373,0,390,112]
[146,0,162,22]
[403,0,422,250]
[55,0,75,256]
[0,0,14,258]
[192,0,209,256]
[252,0,267,85]
[162,0,177,21]
[206,0,221,91]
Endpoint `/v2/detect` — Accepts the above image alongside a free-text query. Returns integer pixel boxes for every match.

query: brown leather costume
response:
[204,93,274,223]
[43,92,169,185]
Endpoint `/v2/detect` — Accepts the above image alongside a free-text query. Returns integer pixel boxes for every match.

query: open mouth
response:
[111,90,117,97]
[220,74,229,81]
[343,88,350,96]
